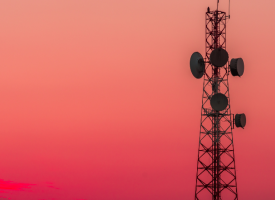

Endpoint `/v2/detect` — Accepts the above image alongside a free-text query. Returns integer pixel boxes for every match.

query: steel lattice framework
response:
[194,10,238,200]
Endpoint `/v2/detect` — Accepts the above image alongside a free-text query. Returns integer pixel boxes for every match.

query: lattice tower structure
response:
[194,10,238,200]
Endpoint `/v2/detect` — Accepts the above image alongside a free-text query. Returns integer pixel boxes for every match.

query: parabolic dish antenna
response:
[235,113,246,128]
[210,93,228,111]
[230,58,244,77]
[210,48,229,67]
[190,52,205,79]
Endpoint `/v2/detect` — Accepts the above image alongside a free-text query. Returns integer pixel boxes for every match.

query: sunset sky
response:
[0,0,274,199]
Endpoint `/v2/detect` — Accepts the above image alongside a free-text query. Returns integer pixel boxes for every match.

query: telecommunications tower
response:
[190,1,246,200]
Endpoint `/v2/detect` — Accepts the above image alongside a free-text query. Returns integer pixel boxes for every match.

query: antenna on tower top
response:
[228,0,231,19]
[225,0,231,19]
[217,0,231,19]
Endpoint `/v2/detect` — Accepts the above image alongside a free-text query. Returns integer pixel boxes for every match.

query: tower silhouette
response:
[190,6,246,200]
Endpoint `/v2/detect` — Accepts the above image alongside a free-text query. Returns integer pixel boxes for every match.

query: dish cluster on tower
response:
[190,49,246,128]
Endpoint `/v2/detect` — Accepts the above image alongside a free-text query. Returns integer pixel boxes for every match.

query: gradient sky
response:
[0,0,274,199]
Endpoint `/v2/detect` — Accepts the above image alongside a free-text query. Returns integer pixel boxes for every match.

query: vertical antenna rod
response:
[228,0,231,18]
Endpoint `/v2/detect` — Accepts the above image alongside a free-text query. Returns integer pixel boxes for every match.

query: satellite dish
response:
[230,58,244,77]
[235,113,246,128]
[190,52,205,79]
[210,48,229,67]
[210,93,228,111]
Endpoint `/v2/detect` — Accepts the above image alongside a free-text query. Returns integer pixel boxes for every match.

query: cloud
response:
[0,179,35,191]
[45,182,59,190]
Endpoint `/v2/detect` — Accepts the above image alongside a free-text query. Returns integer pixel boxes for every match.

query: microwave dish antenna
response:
[230,58,244,77]
[210,48,229,67]
[190,52,205,79]
[210,93,228,111]
[235,113,246,128]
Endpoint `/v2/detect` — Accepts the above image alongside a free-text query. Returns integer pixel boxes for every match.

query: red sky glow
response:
[0,0,274,199]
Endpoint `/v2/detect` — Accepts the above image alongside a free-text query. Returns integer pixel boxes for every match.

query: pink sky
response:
[0,0,274,199]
